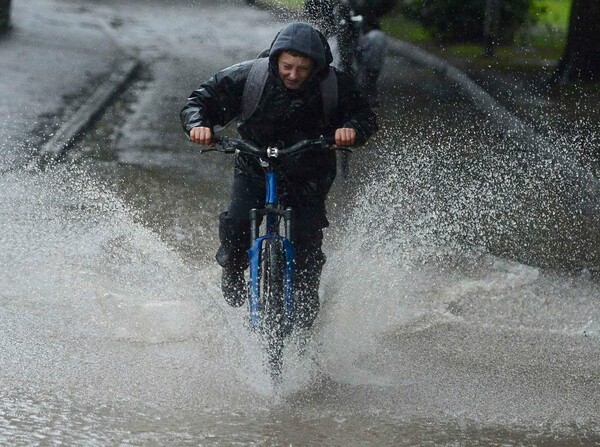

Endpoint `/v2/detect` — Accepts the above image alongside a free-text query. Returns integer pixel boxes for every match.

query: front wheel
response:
[259,238,286,379]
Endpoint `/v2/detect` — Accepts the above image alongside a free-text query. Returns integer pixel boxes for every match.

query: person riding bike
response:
[304,0,397,106]
[181,22,378,330]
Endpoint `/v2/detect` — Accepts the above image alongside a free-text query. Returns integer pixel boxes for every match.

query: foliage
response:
[397,0,545,43]
[381,15,430,41]
[269,0,303,7]
[531,0,570,28]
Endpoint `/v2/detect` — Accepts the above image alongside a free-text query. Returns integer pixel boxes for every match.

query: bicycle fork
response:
[247,171,296,334]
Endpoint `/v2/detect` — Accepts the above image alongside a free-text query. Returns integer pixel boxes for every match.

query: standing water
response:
[1,123,598,445]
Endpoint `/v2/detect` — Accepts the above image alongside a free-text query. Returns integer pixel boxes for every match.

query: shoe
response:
[221,266,246,307]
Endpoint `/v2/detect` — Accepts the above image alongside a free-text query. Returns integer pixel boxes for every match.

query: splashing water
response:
[314,130,599,430]
[1,134,598,444]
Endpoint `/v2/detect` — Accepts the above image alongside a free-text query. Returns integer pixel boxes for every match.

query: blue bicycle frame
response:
[247,167,296,334]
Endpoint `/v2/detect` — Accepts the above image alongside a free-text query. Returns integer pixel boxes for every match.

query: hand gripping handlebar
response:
[199,135,351,158]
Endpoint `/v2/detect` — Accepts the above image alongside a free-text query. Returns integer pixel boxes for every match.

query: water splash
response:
[0,164,275,419]
[310,130,599,428]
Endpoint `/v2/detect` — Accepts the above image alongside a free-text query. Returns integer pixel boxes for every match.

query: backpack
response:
[240,55,338,126]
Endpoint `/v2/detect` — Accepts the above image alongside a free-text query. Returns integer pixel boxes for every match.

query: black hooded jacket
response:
[180,22,378,192]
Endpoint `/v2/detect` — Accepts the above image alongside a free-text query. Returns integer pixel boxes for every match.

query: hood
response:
[268,22,333,73]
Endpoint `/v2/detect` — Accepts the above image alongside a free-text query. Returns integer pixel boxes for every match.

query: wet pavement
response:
[1,0,599,445]
[0,0,127,170]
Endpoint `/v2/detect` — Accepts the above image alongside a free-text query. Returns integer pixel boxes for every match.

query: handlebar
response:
[198,135,352,158]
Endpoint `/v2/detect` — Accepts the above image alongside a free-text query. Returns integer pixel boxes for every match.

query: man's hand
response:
[335,127,356,147]
[189,126,213,145]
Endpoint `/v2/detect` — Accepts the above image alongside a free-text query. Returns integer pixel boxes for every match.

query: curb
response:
[38,59,139,160]
[385,39,547,150]
[38,19,140,162]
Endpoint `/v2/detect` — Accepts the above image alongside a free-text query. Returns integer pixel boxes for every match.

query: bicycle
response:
[304,0,390,108]
[200,135,349,379]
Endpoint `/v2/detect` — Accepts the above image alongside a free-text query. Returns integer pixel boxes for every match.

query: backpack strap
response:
[241,59,338,125]
[241,58,269,121]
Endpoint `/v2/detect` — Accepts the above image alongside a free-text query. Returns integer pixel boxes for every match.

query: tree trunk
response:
[0,0,11,32]
[552,0,600,83]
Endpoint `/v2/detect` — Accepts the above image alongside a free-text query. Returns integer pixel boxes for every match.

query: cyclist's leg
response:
[216,211,247,268]
[293,210,327,330]
[336,5,360,75]
[294,236,326,330]
[356,28,388,105]
[217,170,264,306]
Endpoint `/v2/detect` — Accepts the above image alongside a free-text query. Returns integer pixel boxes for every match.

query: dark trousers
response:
[217,169,328,329]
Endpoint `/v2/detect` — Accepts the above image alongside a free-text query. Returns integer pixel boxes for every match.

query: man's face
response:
[277,51,314,90]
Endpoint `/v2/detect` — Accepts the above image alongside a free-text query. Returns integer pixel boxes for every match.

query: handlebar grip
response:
[197,135,235,154]
[322,136,353,153]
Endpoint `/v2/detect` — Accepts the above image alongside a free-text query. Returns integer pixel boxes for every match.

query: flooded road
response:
[1,0,599,445]
[2,161,598,445]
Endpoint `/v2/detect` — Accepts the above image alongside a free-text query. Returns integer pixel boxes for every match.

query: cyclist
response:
[181,22,378,330]
[304,0,397,105]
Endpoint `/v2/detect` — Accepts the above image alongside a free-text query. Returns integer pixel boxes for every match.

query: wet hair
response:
[278,50,315,67]
[283,50,307,59]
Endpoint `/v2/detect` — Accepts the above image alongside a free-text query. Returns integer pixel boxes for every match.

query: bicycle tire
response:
[259,238,286,379]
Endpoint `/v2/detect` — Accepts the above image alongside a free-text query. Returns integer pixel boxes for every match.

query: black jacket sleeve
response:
[180,61,253,134]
